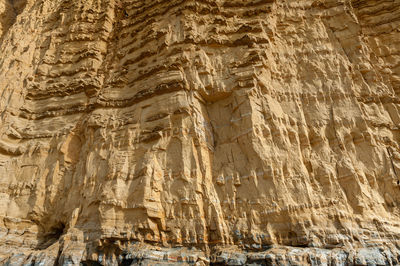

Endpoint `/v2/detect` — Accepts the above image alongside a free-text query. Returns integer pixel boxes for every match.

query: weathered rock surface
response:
[1,0,400,265]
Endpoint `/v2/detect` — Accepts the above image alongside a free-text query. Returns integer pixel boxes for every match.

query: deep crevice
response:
[35,222,66,250]
[81,261,103,266]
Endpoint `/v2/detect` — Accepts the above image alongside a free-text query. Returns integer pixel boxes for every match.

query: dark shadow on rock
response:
[35,222,65,250]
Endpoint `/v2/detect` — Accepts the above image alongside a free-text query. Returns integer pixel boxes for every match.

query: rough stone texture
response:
[0,0,400,265]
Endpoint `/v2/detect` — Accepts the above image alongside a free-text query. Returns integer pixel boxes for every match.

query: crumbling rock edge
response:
[2,242,400,265]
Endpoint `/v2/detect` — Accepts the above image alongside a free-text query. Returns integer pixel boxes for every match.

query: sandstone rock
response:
[1,0,400,265]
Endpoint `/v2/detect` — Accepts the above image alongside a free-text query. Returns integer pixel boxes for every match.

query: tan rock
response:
[1,0,400,264]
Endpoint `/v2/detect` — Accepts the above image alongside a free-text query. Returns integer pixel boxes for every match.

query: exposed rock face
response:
[1,0,400,264]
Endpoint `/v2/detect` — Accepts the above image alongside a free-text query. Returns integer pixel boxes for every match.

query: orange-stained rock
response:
[1,0,400,264]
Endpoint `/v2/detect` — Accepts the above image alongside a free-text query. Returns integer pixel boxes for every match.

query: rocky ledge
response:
[3,243,400,265]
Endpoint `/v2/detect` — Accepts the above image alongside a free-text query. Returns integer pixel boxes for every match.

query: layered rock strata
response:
[1,0,400,264]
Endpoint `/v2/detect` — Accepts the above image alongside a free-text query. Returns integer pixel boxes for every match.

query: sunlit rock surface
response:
[1,0,400,264]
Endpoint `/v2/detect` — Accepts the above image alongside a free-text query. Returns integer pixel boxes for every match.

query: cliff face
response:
[1,0,400,264]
